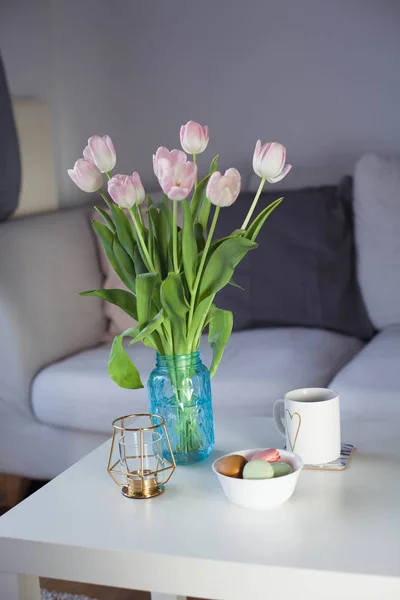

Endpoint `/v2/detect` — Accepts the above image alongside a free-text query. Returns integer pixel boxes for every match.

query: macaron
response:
[252,448,280,463]
[271,461,293,477]
[217,454,248,478]
[243,459,274,480]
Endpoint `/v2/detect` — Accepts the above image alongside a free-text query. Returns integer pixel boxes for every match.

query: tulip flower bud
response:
[180,121,209,154]
[68,158,103,193]
[252,141,292,183]
[153,146,187,177]
[108,172,145,209]
[83,135,116,173]
[157,157,197,201]
[206,168,241,207]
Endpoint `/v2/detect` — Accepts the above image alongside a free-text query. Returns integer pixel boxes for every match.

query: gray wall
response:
[2,0,400,206]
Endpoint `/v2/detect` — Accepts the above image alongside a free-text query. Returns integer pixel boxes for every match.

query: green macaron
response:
[242,459,274,480]
[271,461,293,477]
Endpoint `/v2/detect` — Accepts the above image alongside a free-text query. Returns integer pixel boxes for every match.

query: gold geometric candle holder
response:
[107,413,176,499]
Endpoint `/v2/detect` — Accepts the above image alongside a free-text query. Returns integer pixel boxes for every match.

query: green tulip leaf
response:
[112,238,136,292]
[208,308,233,378]
[198,237,257,302]
[181,200,197,291]
[108,333,144,389]
[158,202,176,272]
[159,202,173,234]
[160,273,189,319]
[188,295,215,341]
[204,302,219,329]
[134,206,147,240]
[123,324,160,352]
[208,229,244,252]
[177,229,183,271]
[198,195,211,231]
[109,204,136,260]
[92,221,134,291]
[150,205,169,277]
[228,278,246,291]
[147,215,154,260]
[160,273,189,353]
[93,206,115,233]
[190,173,211,221]
[134,244,148,276]
[148,207,162,274]
[80,288,138,320]
[136,273,158,326]
[128,309,165,346]
[194,222,206,253]
[151,283,162,312]
[203,229,245,265]
[209,154,219,174]
[245,197,283,241]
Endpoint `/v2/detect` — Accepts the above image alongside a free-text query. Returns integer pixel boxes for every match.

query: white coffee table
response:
[0,417,399,600]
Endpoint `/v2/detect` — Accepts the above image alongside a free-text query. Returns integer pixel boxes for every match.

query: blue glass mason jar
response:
[147,351,215,465]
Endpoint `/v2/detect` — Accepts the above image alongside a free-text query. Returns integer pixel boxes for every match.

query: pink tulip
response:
[252,141,292,183]
[68,158,103,193]
[153,146,187,177]
[83,135,116,173]
[108,172,145,209]
[206,168,241,207]
[180,120,209,154]
[157,157,197,201]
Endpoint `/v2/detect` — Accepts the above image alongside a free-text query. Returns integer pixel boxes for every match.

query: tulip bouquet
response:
[68,122,291,461]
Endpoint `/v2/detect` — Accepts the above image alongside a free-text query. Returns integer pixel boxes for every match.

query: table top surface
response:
[0,417,399,588]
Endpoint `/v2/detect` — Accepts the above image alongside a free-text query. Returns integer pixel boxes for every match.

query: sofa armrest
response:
[0,205,106,413]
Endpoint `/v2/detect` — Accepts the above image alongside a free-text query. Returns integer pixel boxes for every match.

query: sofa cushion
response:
[330,325,400,421]
[32,327,363,433]
[354,154,400,329]
[215,178,374,340]
[0,206,105,412]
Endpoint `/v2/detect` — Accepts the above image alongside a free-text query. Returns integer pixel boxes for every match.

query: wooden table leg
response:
[0,474,30,509]
[0,573,41,600]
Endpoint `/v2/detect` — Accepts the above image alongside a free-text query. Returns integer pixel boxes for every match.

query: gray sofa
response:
[1,154,399,480]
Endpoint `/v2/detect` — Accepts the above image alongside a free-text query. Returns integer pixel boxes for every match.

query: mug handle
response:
[273,399,286,437]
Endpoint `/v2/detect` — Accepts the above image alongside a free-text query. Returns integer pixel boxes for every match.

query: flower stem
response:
[187,205,220,332]
[106,172,112,180]
[99,190,112,209]
[136,204,144,228]
[193,153,198,186]
[173,200,179,274]
[191,293,215,352]
[161,321,173,355]
[241,177,266,230]
[129,208,155,272]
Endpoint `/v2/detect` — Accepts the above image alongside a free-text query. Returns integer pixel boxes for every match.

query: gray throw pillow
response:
[354,154,400,329]
[215,178,374,340]
[0,55,21,221]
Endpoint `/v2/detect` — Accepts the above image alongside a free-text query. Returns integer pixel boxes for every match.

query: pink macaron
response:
[252,448,281,462]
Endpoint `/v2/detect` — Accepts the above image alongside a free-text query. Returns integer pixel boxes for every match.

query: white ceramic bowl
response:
[212,448,303,510]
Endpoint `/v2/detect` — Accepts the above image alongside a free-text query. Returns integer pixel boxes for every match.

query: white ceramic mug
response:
[273,388,341,464]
